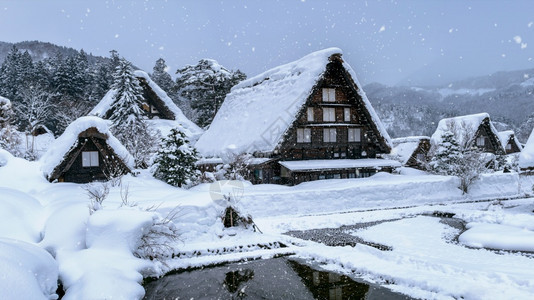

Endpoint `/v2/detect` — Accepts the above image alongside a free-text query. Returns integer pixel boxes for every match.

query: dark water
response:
[143,257,413,300]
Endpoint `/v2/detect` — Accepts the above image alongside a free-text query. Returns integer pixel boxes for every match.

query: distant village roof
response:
[430,112,501,147]
[195,47,392,159]
[498,130,522,151]
[388,136,430,165]
[89,70,202,140]
[519,129,534,169]
[40,116,134,178]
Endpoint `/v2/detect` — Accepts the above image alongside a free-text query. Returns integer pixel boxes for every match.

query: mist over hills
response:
[365,68,534,142]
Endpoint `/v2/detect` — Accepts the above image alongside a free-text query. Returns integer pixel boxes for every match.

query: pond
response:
[143,257,413,299]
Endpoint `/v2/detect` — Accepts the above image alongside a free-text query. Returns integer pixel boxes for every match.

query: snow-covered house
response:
[195,48,399,185]
[90,70,202,141]
[386,136,430,169]
[498,130,522,154]
[518,128,534,173]
[430,113,505,155]
[40,116,133,183]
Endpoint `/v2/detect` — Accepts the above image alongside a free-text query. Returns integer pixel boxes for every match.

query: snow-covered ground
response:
[1,149,534,299]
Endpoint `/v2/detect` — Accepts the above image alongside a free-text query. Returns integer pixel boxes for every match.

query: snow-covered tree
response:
[108,57,158,168]
[108,58,145,127]
[152,128,199,187]
[428,130,463,175]
[175,59,246,127]
[151,58,174,94]
[0,96,21,156]
[427,122,487,194]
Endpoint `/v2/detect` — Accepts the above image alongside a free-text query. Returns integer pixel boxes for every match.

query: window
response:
[322,88,336,102]
[150,105,159,114]
[307,107,314,121]
[416,153,425,161]
[323,107,335,122]
[506,143,512,150]
[344,108,351,122]
[323,128,337,142]
[297,128,311,143]
[82,151,99,167]
[476,136,485,146]
[348,128,361,142]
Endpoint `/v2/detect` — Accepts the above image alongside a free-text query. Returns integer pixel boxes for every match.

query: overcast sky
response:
[1,0,533,86]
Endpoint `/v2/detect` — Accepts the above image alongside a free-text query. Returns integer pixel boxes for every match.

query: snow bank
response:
[58,209,156,300]
[196,47,391,158]
[0,148,12,166]
[0,239,58,300]
[40,204,90,256]
[459,222,534,252]
[0,188,45,242]
[40,116,134,177]
[241,173,463,219]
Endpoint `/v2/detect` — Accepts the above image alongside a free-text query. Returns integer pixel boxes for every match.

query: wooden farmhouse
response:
[41,116,134,183]
[385,136,431,169]
[89,70,203,140]
[430,113,505,155]
[498,130,522,154]
[195,48,400,185]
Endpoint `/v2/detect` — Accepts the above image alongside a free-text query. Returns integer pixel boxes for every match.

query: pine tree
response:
[428,128,487,194]
[108,57,145,127]
[108,57,158,168]
[175,59,246,128]
[153,128,199,187]
[428,130,463,175]
[151,58,174,94]
[0,96,21,157]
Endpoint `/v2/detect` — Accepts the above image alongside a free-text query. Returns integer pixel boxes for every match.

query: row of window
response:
[297,128,361,143]
[307,107,351,122]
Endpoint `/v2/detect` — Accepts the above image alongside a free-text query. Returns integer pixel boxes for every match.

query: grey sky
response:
[1,0,533,86]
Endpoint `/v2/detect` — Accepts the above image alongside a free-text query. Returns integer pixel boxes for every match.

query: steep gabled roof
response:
[195,47,391,158]
[498,130,523,151]
[89,70,203,140]
[519,128,534,169]
[40,116,134,180]
[388,136,429,165]
[430,113,502,150]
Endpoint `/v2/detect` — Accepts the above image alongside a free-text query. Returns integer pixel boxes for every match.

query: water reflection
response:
[143,257,412,299]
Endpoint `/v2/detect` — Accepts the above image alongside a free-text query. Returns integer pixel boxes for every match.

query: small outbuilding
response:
[386,136,431,169]
[430,113,505,155]
[41,116,134,183]
[89,70,203,141]
[498,130,522,154]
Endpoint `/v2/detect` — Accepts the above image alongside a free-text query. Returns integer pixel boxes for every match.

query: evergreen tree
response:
[153,128,199,187]
[175,59,246,128]
[108,57,158,168]
[0,96,21,157]
[151,58,174,94]
[428,130,463,175]
[108,57,145,127]
[427,128,487,194]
